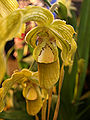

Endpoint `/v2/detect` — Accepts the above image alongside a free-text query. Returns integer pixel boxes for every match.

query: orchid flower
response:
[0,0,77,117]
[25,6,77,89]
[0,69,43,115]
[0,4,76,88]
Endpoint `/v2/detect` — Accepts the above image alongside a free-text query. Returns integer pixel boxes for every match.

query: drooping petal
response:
[48,19,77,66]
[26,86,43,116]
[21,6,54,25]
[0,0,19,17]
[0,6,54,46]
[0,69,38,112]
[38,59,60,89]
[25,26,42,48]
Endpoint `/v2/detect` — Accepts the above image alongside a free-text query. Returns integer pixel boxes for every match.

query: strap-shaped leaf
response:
[21,6,54,25]
[0,10,22,43]
[0,0,19,17]
[0,69,38,112]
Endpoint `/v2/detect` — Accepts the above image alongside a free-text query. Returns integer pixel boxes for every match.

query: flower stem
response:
[53,64,64,120]
[35,114,39,120]
[42,99,47,120]
[47,88,53,120]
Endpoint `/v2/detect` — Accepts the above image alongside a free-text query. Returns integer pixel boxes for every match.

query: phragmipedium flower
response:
[0,69,43,115]
[25,6,77,89]
[0,3,77,89]
[0,0,77,117]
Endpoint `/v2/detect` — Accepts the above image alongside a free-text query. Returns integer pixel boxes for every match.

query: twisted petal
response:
[26,18,77,66]
[48,19,77,66]
[0,69,38,112]
[25,26,42,48]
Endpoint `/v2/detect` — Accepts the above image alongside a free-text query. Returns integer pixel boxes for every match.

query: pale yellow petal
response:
[0,0,19,17]
[0,11,23,44]
[21,6,54,25]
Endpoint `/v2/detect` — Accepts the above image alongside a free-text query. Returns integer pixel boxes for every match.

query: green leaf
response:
[58,58,77,120]
[77,0,90,98]
[0,110,34,120]
[77,98,90,120]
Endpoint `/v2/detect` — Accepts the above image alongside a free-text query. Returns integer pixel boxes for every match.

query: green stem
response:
[77,105,90,119]
[29,60,35,71]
